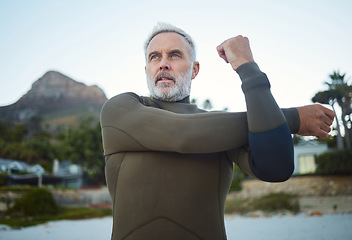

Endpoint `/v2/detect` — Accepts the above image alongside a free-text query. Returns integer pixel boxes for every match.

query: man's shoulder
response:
[106,92,145,104]
[102,92,154,110]
[109,92,140,101]
[100,92,144,120]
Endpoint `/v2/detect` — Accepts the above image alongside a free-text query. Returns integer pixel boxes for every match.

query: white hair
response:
[144,22,197,62]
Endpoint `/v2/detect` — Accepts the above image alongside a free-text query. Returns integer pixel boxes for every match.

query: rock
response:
[0,71,108,122]
[306,210,324,216]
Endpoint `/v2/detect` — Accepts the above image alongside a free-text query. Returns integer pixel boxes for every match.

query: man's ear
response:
[191,61,200,80]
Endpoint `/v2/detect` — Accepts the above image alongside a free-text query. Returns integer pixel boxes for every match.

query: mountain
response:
[0,71,108,125]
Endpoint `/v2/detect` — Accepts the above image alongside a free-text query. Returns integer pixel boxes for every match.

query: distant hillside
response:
[0,71,108,126]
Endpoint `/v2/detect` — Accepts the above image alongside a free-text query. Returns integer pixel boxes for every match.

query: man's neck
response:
[152,95,190,104]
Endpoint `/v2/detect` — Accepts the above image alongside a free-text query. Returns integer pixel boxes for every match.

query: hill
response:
[0,71,108,127]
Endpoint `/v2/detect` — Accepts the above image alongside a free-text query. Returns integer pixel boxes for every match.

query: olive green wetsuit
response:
[100,62,300,240]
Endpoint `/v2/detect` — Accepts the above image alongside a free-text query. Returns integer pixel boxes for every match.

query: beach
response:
[1,213,351,240]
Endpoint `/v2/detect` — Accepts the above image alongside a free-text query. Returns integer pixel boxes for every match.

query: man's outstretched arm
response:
[217,36,293,182]
[230,104,334,179]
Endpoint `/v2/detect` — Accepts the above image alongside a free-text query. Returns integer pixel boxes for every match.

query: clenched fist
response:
[296,104,335,139]
[216,35,255,70]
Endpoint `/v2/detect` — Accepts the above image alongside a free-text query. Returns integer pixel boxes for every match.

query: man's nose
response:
[159,58,170,70]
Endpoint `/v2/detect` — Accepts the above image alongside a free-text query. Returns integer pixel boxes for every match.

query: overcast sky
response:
[0,0,351,111]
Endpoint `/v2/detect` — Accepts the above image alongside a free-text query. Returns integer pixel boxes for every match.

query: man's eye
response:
[171,53,180,57]
[150,55,158,60]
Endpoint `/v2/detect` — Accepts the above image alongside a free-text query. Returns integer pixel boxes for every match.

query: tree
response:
[312,70,351,149]
[57,118,105,185]
[202,99,213,110]
[191,98,214,110]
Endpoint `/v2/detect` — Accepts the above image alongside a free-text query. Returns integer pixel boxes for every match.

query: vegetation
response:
[0,117,105,185]
[315,148,352,174]
[310,70,352,175]
[229,164,245,192]
[0,185,35,192]
[312,70,352,149]
[0,172,8,186]
[191,98,213,110]
[1,207,112,229]
[54,118,105,185]
[225,192,299,215]
[6,188,59,216]
[0,187,112,229]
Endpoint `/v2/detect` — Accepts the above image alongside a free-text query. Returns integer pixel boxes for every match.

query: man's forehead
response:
[147,32,191,54]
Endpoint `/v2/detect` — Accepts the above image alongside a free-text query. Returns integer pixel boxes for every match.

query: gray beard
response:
[147,68,192,102]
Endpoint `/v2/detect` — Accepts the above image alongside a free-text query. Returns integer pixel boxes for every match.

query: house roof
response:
[295,140,327,147]
[0,158,45,174]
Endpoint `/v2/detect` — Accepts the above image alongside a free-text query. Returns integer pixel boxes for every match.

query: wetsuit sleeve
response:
[236,62,294,182]
[101,93,251,155]
[227,108,298,178]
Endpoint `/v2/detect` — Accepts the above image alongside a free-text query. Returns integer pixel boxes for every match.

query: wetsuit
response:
[100,62,300,240]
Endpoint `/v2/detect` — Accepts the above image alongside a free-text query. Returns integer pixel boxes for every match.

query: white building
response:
[293,140,329,175]
[1,158,82,188]
[0,158,45,175]
[51,159,83,188]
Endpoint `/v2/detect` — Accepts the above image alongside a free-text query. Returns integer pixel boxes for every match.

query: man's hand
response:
[216,35,255,70]
[296,104,335,139]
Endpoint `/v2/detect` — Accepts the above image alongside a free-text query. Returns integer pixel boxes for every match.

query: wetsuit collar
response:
[152,96,191,104]
[150,95,205,114]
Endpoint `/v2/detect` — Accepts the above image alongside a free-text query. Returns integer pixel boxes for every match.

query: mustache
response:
[154,72,176,84]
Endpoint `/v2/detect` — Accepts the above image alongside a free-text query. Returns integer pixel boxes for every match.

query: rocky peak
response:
[25,71,107,104]
[0,71,108,122]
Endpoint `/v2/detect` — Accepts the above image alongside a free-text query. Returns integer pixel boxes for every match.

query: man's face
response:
[145,32,199,102]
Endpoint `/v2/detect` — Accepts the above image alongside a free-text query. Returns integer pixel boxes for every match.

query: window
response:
[298,154,316,174]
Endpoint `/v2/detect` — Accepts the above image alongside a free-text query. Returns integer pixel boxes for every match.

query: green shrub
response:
[225,192,299,214]
[225,198,250,214]
[57,207,112,220]
[0,185,33,191]
[229,165,245,192]
[7,188,59,216]
[251,192,299,213]
[0,207,112,228]
[0,172,8,186]
[315,149,352,174]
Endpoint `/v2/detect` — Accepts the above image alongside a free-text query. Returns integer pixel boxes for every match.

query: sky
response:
[0,0,351,112]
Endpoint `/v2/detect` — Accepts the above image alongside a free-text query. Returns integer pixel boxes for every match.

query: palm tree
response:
[312,89,344,149]
[312,70,351,149]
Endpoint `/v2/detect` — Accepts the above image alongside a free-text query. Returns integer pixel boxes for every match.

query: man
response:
[100,23,334,240]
